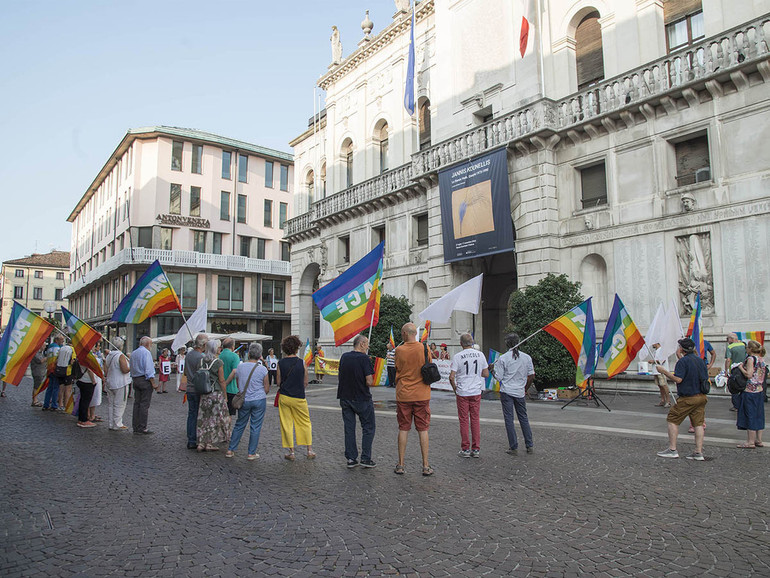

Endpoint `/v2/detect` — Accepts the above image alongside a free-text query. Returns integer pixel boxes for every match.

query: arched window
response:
[418,98,432,149]
[341,139,354,188]
[374,121,389,174]
[575,11,604,89]
[579,253,608,317]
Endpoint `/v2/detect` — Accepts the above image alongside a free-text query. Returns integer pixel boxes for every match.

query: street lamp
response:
[43,301,57,344]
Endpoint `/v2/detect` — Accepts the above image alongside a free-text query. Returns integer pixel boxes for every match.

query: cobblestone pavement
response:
[2,378,769,577]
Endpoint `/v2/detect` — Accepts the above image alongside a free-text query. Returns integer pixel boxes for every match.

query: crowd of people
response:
[8,324,767,471]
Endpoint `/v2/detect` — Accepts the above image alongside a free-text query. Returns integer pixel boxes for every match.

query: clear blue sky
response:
[0,1,400,265]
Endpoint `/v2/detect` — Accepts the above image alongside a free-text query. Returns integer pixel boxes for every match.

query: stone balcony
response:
[285,14,770,240]
[63,247,292,298]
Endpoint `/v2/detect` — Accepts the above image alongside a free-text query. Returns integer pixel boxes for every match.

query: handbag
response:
[727,357,753,395]
[231,363,258,411]
[420,342,441,385]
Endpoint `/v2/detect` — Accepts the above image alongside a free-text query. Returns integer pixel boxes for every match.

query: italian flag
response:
[520,0,532,57]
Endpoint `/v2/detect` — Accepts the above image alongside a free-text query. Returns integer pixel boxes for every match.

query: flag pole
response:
[366,281,382,344]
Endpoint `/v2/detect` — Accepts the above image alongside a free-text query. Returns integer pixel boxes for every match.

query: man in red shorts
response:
[394,322,434,476]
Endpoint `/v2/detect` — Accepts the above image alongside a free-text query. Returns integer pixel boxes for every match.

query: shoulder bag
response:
[231,363,258,411]
[421,342,441,385]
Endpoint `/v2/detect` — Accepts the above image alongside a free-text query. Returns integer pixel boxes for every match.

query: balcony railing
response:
[286,14,770,237]
[63,247,291,298]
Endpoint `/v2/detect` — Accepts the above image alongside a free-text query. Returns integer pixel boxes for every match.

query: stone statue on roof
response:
[331,26,342,65]
[395,0,411,13]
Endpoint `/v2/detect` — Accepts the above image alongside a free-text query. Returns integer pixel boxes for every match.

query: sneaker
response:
[526,446,534,454]
[359,459,377,468]
[729,407,738,412]
[657,448,679,458]
[506,448,518,455]
[470,449,480,458]
[458,449,472,458]
[347,459,359,468]
[664,403,671,408]
[685,452,705,461]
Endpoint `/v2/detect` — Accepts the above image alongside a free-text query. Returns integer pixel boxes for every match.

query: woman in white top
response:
[175,347,186,392]
[74,359,98,428]
[266,348,278,386]
[226,343,270,460]
[104,336,132,430]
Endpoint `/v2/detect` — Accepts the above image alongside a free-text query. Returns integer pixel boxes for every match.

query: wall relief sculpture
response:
[676,232,714,314]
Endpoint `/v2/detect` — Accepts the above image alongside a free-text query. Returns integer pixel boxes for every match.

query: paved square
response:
[1,379,768,576]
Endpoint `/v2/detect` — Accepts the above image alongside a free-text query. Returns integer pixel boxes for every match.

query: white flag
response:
[642,302,665,362]
[656,299,683,362]
[171,299,208,353]
[418,274,483,323]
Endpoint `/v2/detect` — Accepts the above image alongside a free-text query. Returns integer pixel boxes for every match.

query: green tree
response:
[506,273,584,388]
[368,294,413,359]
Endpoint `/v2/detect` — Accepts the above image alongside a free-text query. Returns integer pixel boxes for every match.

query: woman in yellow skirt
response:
[276,335,316,460]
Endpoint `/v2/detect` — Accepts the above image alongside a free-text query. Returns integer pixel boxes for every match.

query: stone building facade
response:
[286,0,770,359]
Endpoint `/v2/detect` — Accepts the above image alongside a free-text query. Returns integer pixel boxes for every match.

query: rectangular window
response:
[238,154,248,183]
[240,236,251,258]
[372,225,385,248]
[281,241,291,262]
[213,232,223,255]
[171,140,183,171]
[580,162,608,208]
[218,276,244,311]
[380,139,389,173]
[674,134,710,186]
[280,164,289,191]
[222,151,232,180]
[257,238,266,260]
[14,269,23,278]
[664,1,704,52]
[416,214,428,246]
[169,183,182,215]
[33,287,43,300]
[264,199,273,227]
[191,144,203,174]
[56,272,65,280]
[193,230,207,253]
[237,194,247,223]
[137,227,153,249]
[168,272,198,310]
[265,161,274,187]
[112,279,119,309]
[160,227,173,251]
[55,288,63,301]
[190,186,201,216]
[262,279,286,313]
[14,286,23,299]
[279,202,288,228]
[339,235,350,263]
[220,191,230,221]
[34,270,43,279]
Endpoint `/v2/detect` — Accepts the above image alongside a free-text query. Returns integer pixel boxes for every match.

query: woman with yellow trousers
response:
[276,335,316,460]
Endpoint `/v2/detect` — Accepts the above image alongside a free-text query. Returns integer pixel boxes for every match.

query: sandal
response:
[755,442,764,447]
[284,451,296,461]
[394,464,405,475]
[737,443,756,449]
[422,466,434,476]
[306,450,317,459]
[225,450,234,458]
[31,401,42,407]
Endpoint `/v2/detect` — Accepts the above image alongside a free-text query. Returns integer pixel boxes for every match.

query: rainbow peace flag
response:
[312,242,384,346]
[61,307,103,378]
[34,354,59,396]
[544,298,597,386]
[389,326,396,349]
[303,339,313,367]
[66,391,78,416]
[485,349,501,391]
[372,357,386,386]
[111,260,181,324]
[0,302,55,386]
[735,331,765,344]
[600,295,645,378]
[686,292,704,357]
[420,320,432,343]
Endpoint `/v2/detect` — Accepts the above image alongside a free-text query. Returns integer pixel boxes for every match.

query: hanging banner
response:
[438,148,515,263]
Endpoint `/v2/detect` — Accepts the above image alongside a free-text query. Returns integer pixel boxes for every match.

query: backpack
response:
[192,359,216,395]
[420,342,441,385]
[727,357,753,395]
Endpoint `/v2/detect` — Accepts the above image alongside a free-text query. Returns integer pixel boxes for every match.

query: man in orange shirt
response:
[394,322,433,476]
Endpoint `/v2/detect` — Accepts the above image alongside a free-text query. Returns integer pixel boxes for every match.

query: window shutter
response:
[663,0,702,25]
[576,12,605,89]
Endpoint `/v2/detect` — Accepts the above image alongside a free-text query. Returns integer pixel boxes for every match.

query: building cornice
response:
[317,0,434,91]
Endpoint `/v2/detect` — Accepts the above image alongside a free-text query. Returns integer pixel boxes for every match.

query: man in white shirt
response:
[449,333,489,458]
[493,333,535,455]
